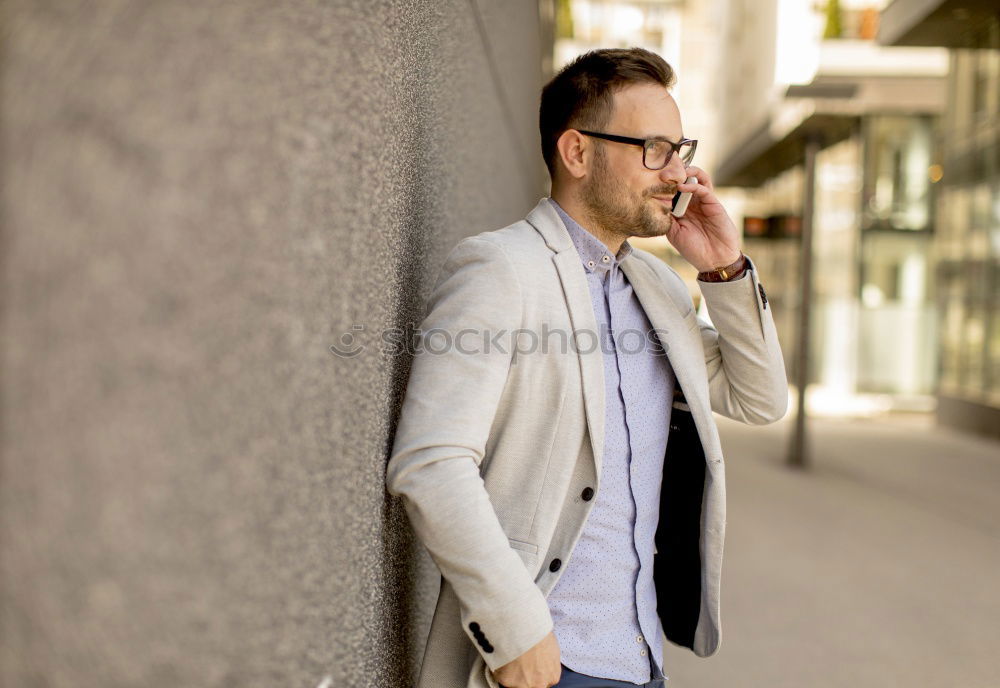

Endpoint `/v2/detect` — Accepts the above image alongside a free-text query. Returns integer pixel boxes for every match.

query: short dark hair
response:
[538,47,677,179]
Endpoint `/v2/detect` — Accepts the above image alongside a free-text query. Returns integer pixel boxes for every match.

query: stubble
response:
[580,144,675,241]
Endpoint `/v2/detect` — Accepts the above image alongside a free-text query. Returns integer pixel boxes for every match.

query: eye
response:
[644,141,671,168]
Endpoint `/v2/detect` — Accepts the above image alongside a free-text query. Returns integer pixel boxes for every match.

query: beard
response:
[579,145,676,240]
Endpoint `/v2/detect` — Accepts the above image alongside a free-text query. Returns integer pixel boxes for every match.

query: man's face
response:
[579,82,689,240]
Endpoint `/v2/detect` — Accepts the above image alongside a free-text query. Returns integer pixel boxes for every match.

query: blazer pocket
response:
[507,537,539,573]
[507,538,538,555]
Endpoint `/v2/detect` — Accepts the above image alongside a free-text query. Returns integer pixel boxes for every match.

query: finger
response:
[677,177,711,198]
[681,165,713,191]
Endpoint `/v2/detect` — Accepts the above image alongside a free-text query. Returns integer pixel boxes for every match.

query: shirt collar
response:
[548,198,633,274]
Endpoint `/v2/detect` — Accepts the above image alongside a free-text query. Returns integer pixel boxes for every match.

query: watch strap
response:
[697,252,747,282]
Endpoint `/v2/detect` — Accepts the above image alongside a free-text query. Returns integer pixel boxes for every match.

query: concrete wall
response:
[0,1,551,685]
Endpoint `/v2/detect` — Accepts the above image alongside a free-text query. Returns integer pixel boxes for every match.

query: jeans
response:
[553,652,669,687]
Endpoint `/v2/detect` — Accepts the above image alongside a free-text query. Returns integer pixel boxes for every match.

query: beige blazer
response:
[386,197,788,688]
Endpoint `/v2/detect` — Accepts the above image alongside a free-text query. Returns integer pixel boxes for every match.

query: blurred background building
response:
[554,0,1000,438]
[878,0,1000,437]
[714,0,947,421]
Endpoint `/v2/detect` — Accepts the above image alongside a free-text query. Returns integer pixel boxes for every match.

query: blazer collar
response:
[526,197,574,253]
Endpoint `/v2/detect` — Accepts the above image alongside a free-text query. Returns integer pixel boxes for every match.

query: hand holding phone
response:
[670,176,698,218]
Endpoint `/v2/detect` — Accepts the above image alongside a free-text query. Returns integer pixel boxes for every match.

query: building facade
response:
[713,0,951,418]
[879,1,1000,436]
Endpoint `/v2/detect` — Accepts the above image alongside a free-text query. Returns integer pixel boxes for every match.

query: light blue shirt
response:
[545,198,675,684]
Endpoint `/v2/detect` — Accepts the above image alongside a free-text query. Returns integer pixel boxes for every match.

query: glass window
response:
[973,49,991,122]
[862,116,934,232]
[939,295,963,391]
[967,184,992,260]
[962,304,986,391]
[949,50,973,138]
[959,259,991,392]
[985,48,1000,117]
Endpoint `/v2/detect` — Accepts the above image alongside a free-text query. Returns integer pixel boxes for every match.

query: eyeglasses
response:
[576,130,697,170]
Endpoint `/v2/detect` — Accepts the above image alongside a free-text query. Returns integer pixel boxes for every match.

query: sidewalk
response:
[661,410,1000,687]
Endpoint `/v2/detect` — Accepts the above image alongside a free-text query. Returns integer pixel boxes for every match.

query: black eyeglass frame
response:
[575,129,698,170]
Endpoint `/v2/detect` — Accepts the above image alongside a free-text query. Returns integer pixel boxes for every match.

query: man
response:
[386,47,787,688]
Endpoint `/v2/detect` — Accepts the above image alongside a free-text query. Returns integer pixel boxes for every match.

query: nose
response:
[658,151,688,186]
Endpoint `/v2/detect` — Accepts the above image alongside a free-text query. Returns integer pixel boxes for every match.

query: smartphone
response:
[670,176,698,218]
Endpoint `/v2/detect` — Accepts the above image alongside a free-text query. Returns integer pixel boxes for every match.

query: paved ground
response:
[661,411,1000,688]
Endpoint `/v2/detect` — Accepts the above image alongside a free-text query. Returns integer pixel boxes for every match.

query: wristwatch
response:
[697,252,747,282]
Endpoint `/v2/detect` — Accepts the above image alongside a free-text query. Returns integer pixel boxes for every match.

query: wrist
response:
[697,251,747,282]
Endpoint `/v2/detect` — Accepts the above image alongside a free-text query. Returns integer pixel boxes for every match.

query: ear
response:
[555,129,590,180]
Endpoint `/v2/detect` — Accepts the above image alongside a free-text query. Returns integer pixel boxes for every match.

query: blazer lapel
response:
[618,254,705,416]
[526,199,606,476]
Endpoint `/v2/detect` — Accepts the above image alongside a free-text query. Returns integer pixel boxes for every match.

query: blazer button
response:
[549,558,562,572]
[581,486,594,501]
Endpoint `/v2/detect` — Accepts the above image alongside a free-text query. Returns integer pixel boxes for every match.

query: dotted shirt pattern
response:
[546,199,675,684]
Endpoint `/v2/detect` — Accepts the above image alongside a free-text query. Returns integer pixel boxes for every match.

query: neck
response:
[550,187,626,256]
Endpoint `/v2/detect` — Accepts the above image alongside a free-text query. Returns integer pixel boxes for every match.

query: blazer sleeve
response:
[385,236,554,671]
[692,254,789,424]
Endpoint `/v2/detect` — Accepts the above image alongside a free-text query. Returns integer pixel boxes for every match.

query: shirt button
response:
[637,635,644,643]
[640,649,647,656]
[549,558,562,572]
[602,255,610,262]
[587,260,595,268]
[581,486,595,501]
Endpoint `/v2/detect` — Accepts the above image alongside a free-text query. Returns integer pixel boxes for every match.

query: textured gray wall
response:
[0,1,551,685]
